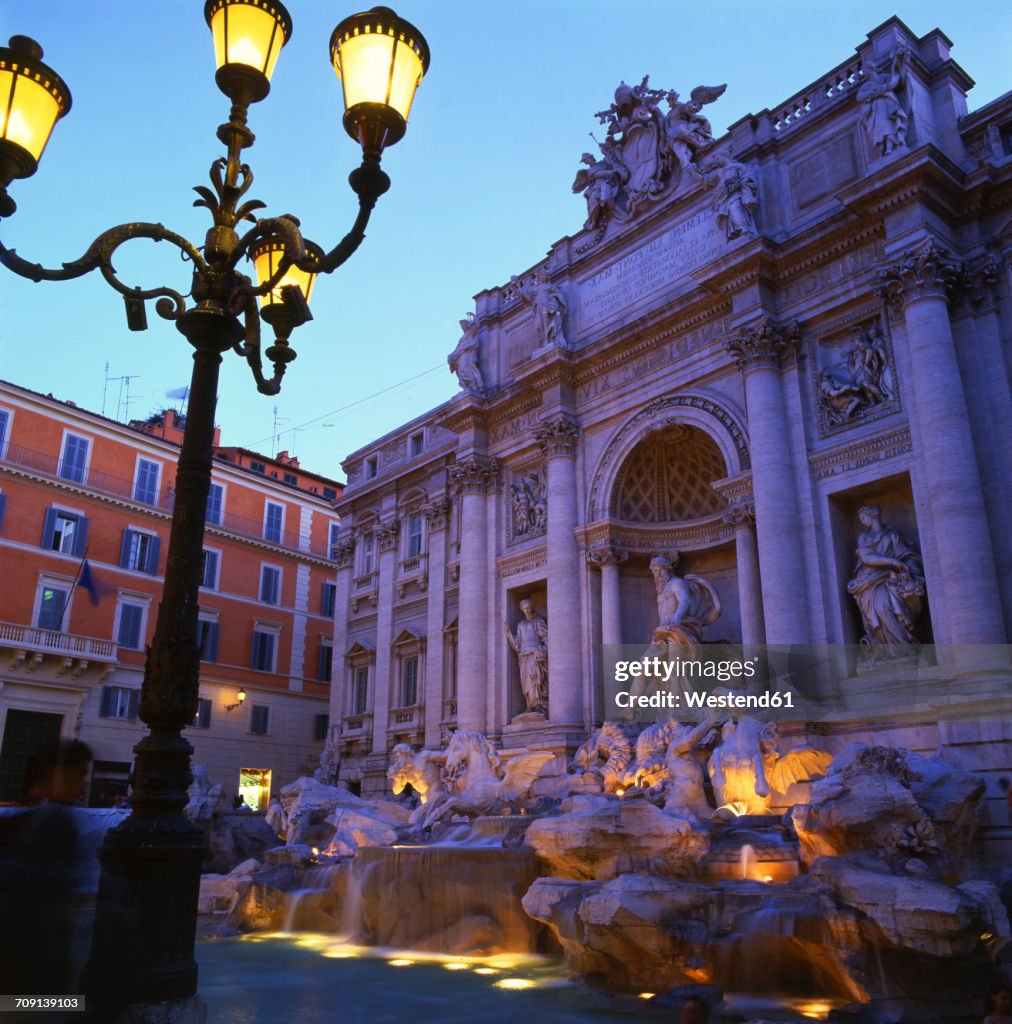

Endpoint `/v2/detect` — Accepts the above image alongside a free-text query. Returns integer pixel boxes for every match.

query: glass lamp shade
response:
[251,238,323,310]
[0,36,71,188]
[204,0,292,105]
[330,7,429,152]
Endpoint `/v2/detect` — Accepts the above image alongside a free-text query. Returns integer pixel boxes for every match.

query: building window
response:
[317,640,333,681]
[201,549,220,590]
[365,456,377,479]
[58,433,90,483]
[250,460,266,475]
[353,666,369,715]
[42,508,88,556]
[238,767,271,811]
[313,713,329,741]
[323,486,338,502]
[259,565,281,605]
[360,533,374,575]
[406,513,424,558]
[194,697,212,729]
[0,492,6,532]
[251,628,277,672]
[250,704,270,735]
[410,432,424,457]
[401,656,419,708]
[282,472,298,487]
[264,501,284,543]
[116,601,145,649]
[120,529,160,575]
[206,482,224,526]
[197,618,220,662]
[99,685,140,721]
[134,458,160,505]
[321,581,337,618]
[0,408,10,457]
[37,584,70,632]
[329,522,341,559]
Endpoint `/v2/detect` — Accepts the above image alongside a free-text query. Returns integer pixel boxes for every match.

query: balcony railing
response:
[3,443,335,561]
[4,442,175,510]
[0,620,117,661]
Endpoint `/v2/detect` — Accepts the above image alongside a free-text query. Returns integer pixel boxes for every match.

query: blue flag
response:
[79,559,112,606]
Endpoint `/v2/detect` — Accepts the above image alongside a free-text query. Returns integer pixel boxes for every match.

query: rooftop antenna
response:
[103,365,139,421]
[272,405,290,456]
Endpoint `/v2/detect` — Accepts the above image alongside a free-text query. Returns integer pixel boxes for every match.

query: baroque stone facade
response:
[327,18,1011,805]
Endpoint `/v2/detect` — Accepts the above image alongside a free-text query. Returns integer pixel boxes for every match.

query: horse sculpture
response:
[570,722,633,794]
[627,720,686,788]
[425,730,554,823]
[387,743,448,828]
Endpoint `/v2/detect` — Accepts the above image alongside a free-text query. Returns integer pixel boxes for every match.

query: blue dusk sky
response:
[1,2,1009,482]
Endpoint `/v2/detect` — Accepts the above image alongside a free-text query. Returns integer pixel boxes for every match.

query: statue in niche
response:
[646,553,722,663]
[703,153,759,240]
[662,85,725,178]
[818,324,894,426]
[857,47,909,157]
[504,598,549,715]
[510,270,567,350]
[572,149,625,230]
[510,470,547,539]
[448,314,484,394]
[847,505,925,662]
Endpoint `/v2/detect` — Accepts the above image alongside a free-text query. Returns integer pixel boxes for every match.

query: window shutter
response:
[251,705,269,734]
[314,714,329,741]
[73,515,89,557]
[120,529,134,568]
[127,689,140,721]
[147,535,161,575]
[0,493,6,531]
[206,622,220,663]
[100,685,115,718]
[41,507,57,548]
[196,698,212,729]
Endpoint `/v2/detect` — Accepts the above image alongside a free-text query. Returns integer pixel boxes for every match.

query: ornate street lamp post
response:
[0,2,428,1015]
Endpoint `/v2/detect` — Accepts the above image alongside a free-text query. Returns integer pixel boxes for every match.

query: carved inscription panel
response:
[578,208,724,334]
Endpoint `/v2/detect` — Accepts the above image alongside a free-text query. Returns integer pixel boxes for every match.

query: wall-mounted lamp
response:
[225,687,247,713]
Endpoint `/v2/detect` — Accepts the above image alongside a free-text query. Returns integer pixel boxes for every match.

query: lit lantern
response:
[250,236,323,311]
[330,7,429,153]
[0,36,72,215]
[204,0,292,105]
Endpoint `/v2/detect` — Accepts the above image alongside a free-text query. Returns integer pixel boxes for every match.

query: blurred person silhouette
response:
[682,994,711,1024]
[0,740,93,1009]
[984,981,1012,1024]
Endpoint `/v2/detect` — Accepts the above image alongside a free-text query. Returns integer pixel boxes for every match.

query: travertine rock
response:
[524,794,709,880]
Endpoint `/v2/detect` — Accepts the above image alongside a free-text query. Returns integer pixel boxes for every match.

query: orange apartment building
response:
[0,379,342,810]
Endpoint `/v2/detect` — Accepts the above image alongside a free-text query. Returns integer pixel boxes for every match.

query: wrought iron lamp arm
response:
[0,221,202,320]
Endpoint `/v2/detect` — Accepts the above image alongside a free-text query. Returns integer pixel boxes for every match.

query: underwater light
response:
[494,978,536,990]
[388,958,415,967]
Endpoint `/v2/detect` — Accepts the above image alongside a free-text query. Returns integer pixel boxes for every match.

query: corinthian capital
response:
[449,455,499,494]
[534,414,580,458]
[587,545,628,569]
[375,517,401,552]
[722,501,755,528]
[333,537,356,569]
[725,317,800,373]
[423,496,453,531]
[880,240,964,307]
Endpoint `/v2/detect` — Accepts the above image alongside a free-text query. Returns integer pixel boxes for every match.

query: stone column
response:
[882,242,1006,644]
[449,456,497,732]
[319,538,355,780]
[422,497,451,748]
[726,318,811,645]
[535,415,582,726]
[587,546,627,646]
[723,502,765,646]
[369,517,399,755]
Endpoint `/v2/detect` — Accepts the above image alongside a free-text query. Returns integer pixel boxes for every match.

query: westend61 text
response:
[613,690,795,710]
